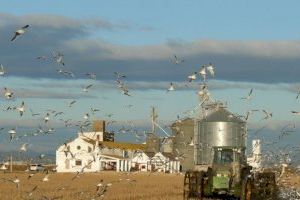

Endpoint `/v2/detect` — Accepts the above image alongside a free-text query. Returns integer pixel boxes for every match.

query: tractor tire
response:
[241,178,254,200]
[183,171,206,200]
[252,172,278,200]
[196,171,205,200]
[184,171,191,200]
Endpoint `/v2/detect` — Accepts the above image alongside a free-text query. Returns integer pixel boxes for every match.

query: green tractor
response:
[183,147,277,200]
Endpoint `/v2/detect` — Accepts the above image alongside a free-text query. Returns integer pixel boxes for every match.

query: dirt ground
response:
[0,171,184,200]
[0,170,299,200]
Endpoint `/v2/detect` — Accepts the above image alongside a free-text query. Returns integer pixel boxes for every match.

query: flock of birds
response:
[1,24,300,199]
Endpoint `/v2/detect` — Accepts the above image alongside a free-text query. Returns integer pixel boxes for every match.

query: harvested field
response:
[0,171,183,200]
[1,170,300,200]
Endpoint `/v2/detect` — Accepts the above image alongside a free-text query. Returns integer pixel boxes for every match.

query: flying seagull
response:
[199,65,206,81]
[44,113,50,123]
[171,54,184,64]
[16,101,25,117]
[11,25,30,41]
[241,89,253,101]
[85,73,96,80]
[262,110,273,120]
[167,82,175,92]
[188,72,197,82]
[20,143,29,152]
[82,84,93,92]
[52,51,65,66]
[3,87,14,100]
[206,63,215,77]
[68,100,77,108]
[291,111,300,115]
[0,64,6,76]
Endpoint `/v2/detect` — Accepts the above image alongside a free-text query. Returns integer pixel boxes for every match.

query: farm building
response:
[131,151,180,173]
[56,120,145,173]
[56,120,180,173]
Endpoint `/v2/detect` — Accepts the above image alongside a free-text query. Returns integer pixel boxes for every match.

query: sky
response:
[1,1,300,156]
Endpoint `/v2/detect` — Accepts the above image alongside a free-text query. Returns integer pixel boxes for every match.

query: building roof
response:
[100,154,127,160]
[144,152,156,158]
[100,141,146,151]
[60,134,146,152]
[202,107,244,123]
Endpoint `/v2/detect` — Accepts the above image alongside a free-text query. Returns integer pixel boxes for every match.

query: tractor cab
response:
[210,147,246,195]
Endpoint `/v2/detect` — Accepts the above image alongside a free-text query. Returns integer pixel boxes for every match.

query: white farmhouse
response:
[131,152,155,171]
[56,120,145,173]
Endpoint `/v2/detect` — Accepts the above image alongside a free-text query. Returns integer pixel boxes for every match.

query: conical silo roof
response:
[202,107,244,123]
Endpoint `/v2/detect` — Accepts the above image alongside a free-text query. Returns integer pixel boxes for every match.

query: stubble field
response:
[1,169,300,200]
[0,171,183,200]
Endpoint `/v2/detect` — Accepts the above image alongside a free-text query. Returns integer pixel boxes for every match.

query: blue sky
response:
[1,1,300,155]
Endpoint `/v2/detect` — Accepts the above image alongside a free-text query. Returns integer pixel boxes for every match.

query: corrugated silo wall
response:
[196,121,246,165]
[172,119,195,171]
[161,137,174,153]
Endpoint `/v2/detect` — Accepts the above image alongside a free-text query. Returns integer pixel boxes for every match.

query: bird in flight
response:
[0,64,6,76]
[3,87,14,100]
[114,72,126,79]
[52,51,65,66]
[91,107,100,114]
[44,113,50,123]
[206,63,215,77]
[291,111,300,115]
[85,73,96,80]
[11,25,30,41]
[68,100,77,108]
[16,101,25,117]
[82,84,93,92]
[188,72,197,82]
[170,54,184,64]
[167,82,175,92]
[199,66,206,82]
[241,89,253,101]
[262,110,273,120]
[296,90,300,99]
[20,143,29,152]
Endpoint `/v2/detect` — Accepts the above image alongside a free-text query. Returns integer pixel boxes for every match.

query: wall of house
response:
[56,137,99,172]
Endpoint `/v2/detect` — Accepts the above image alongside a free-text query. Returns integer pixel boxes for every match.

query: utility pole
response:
[151,107,158,134]
[10,154,12,173]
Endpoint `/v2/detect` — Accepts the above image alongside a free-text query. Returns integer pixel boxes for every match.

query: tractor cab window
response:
[214,149,233,164]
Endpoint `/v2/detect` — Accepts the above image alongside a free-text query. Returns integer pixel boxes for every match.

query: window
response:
[77,145,81,150]
[123,150,128,158]
[213,149,234,164]
[75,160,82,166]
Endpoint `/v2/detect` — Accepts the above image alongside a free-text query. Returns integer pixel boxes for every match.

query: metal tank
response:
[172,118,195,171]
[161,137,174,153]
[196,107,246,165]
[145,133,161,153]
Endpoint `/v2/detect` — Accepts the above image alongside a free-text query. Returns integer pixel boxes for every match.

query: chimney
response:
[93,120,105,132]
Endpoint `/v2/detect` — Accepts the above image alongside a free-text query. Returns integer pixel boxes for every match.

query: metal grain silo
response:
[196,107,246,165]
[161,137,174,153]
[145,133,160,153]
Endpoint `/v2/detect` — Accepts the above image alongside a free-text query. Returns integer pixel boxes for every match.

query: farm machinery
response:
[183,147,277,200]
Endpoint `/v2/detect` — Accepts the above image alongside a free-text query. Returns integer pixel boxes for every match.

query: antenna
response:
[151,106,158,134]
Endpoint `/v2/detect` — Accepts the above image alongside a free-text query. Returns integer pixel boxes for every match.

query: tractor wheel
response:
[195,171,205,200]
[241,178,253,200]
[183,171,191,199]
[183,171,205,200]
[253,172,278,200]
